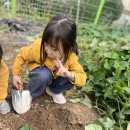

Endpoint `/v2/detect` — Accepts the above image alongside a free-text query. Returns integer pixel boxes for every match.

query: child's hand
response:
[13,75,23,89]
[53,58,71,78]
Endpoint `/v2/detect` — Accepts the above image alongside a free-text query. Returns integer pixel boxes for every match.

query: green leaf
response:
[114,61,120,68]
[85,124,102,130]
[93,70,106,82]
[114,84,124,92]
[104,52,119,59]
[104,87,113,98]
[104,59,111,70]
[81,83,93,92]
[118,112,125,119]
[81,96,92,108]
[119,61,129,70]
[19,124,34,130]
[98,117,115,129]
[106,77,115,84]
[124,87,130,94]
[87,61,99,71]
[127,122,130,130]
[115,66,122,76]
[121,45,130,50]
[124,68,130,80]
[69,98,81,103]
[124,108,130,115]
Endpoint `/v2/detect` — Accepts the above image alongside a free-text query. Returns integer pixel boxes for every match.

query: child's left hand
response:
[53,58,71,78]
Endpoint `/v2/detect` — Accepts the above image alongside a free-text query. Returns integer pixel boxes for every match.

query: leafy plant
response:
[78,24,130,129]
[19,124,34,130]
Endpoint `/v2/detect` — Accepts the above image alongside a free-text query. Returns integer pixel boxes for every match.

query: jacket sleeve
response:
[0,61,9,104]
[12,45,33,75]
[69,53,87,87]
[12,38,41,75]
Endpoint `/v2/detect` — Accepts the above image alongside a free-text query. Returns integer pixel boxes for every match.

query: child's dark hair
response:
[0,44,3,62]
[40,15,78,65]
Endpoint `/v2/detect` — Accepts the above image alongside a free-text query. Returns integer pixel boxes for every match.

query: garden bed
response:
[0,36,98,130]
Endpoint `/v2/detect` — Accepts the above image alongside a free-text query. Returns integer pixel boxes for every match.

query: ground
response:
[0,20,99,130]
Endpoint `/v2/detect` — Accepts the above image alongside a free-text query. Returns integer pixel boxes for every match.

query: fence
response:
[0,0,123,25]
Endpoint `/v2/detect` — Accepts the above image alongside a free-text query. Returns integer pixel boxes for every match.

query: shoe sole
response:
[46,87,66,104]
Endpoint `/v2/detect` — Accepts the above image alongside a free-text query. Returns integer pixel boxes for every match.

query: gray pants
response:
[25,67,73,97]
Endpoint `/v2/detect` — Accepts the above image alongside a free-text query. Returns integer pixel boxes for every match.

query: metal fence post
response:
[94,0,105,25]
[11,0,16,18]
[76,0,80,24]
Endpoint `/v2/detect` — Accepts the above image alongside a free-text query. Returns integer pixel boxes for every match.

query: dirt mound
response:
[0,101,98,130]
[23,103,98,130]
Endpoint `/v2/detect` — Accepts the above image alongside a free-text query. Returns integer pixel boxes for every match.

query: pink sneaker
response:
[46,87,66,104]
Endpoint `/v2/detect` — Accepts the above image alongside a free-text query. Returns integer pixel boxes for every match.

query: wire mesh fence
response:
[0,0,123,25]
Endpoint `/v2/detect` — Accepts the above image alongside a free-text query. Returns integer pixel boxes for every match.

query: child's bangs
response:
[48,34,62,49]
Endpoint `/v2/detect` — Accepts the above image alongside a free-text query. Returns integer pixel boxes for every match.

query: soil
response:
[0,20,99,130]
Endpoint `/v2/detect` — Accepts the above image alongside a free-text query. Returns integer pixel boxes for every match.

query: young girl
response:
[13,15,87,104]
[0,44,10,114]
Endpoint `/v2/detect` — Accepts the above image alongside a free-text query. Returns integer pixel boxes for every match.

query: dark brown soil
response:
[0,37,99,130]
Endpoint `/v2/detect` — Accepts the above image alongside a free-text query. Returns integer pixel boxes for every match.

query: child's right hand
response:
[13,75,23,89]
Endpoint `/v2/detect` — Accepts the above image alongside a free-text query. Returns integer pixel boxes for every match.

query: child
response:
[0,44,10,114]
[12,15,87,104]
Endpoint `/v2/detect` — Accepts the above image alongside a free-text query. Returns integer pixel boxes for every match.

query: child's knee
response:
[38,72,52,82]
[38,69,52,82]
[30,67,52,82]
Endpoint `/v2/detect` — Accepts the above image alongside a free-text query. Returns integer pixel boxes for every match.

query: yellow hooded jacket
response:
[0,60,9,105]
[12,38,87,87]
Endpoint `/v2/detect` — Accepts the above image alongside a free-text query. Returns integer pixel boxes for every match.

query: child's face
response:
[45,43,64,60]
